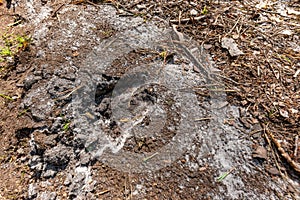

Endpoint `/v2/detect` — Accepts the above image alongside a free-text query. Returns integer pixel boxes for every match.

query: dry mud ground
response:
[0,0,299,199]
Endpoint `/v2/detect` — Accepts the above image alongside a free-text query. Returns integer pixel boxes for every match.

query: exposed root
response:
[265,127,300,173]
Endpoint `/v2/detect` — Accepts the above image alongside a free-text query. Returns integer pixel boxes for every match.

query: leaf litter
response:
[0,0,300,199]
[115,0,300,178]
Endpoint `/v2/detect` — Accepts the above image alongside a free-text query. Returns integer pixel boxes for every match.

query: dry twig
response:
[51,3,66,17]
[265,127,300,173]
[294,135,299,159]
[170,15,206,24]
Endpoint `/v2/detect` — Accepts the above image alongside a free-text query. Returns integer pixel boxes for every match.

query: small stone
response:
[34,70,42,76]
[50,117,63,132]
[20,156,28,162]
[221,37,244,57]
[29,156,43,171]
[16,83,24,87]
[43,144,72,166]
[241,100,248,106]
[136,4,146,10]
[64,174,73,186]
[74,172,85,183]
[23,75,42,90]
[291,108,298,114]
[97,98,110,113]
[28,183,38,199]
[39,191,57,200]
[17,148,25,155]
[12,96,18,100]
[203,44,212,50]
[232,34,239,39]
[190,9,198,16]
[279,109,289,118]
[44,134,58,146]
[80,153,91,166]
[42,168,57,178]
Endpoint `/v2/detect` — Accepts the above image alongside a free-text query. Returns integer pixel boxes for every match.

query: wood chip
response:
[267,167,280,175]
[253,146,268,160]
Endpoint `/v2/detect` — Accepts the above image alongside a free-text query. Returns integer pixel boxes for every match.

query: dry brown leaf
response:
[253,146,268,160]
[279,109,289,118]
[267,167,280,175]
[221,37,244,57]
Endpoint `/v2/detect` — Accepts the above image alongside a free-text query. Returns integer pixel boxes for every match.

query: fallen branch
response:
[265,128,300,173]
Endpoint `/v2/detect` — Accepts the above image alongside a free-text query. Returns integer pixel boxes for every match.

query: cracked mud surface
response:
[0,1,299,199]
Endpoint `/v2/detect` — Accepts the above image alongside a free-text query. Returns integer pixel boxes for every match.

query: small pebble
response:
[190,9,198,16]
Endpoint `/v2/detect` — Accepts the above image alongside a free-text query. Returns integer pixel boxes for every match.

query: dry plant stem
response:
[194,117,212,121]
[112,2,140,16]
[51,3,66,17]
[209,88,237,92]
[127,167,133,200]
[249,129,263,135]
[224,16,275,44]
[294,135,299,158]
[170,27,241,87]
[126,0,144,9]
[171,25,211,78]
[170,15,206,24]
[212,73,243,85]
[265,128,300,173]
[124,176,127,198]
[7,20,22,27]
[86,0,101,7]
[123,173,132,200]
[98,190,110,195]
[178,11,182,25]
[71,0,100,7]
[264,131,284,177]
[228,16,241,35]
[54,85,83,101]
